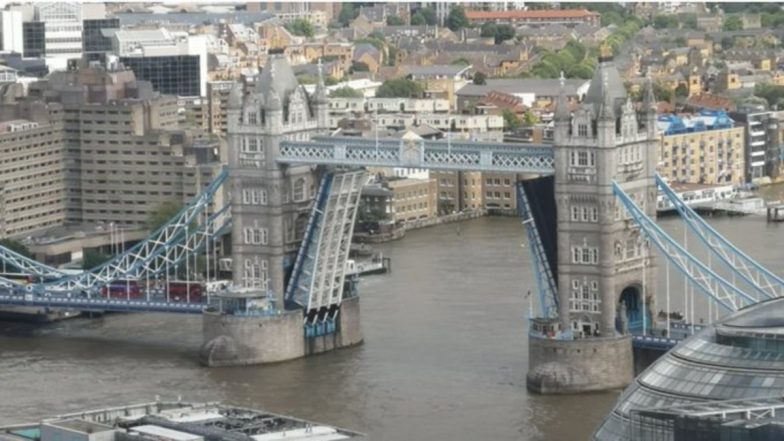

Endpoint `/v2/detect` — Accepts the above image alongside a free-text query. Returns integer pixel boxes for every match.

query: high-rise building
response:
[112,29,208,97]
[36,2,84,71]
[22,21,45,58]
[0,10,24,53]
[82,18,119,58]
[730,106,782,183]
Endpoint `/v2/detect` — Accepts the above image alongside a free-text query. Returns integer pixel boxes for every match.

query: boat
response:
[345,253,390,277]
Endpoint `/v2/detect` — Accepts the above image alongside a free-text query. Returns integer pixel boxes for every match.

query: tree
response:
[0,239,32,259]
[355,36,385,51]
[721,36,735,50]
[82,249,110,270]
[523,110,539,125]
[675,83,689,97]
[653,15,678,29]
[376,79,424,98]
[147,200,183,232]
[351,61,370,72]
[337,4,359,27]
[411,11,426,26]
[451,57,471,66]
[502,109,521,131]
[330,87,363,98]
[602,11,625,27]
[653,83,673,102]
[674,36,687,47]
[681,13,698,29]
[754,83,784,108]
[480,22,497,38]
[473,72,487,85]
[386,14,404,26]
[447,5,469,32]
[325,76,339,86]
[495,24,515,44]
[419,6,438,25]
[285,18,314,38]
[723,15,743,31]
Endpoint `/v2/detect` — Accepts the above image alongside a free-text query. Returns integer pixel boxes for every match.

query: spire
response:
[228,82,243,109]
[554,71,570,122]
[314,57,327,105]
[598,71,615,121]
[643,69,656,114]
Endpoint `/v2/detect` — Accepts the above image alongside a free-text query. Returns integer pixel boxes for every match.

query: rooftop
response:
[465,8,599,20]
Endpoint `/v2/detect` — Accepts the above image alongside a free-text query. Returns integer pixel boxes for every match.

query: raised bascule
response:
[0,49,782,394]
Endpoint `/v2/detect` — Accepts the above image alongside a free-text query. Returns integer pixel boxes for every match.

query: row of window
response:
[569,150,596,167]
[570,205,599,223]
[243,227,269,245]
[242,257,269,289]
[571,246,599,265]
[569,279,601,313]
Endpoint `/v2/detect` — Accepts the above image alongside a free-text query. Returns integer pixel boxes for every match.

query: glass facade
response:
[82,18,119,54]
[22,21,45,58]
[120,55,201,97]
[593,298,784,441]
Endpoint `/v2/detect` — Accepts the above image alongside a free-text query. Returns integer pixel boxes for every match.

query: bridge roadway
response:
[278,136,556,174]
[0,293,205,314]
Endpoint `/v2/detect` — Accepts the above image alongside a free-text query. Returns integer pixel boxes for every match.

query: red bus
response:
[101,280,141,299]
[167,282,203,303]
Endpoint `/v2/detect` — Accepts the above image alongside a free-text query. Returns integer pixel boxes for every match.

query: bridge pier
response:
[199,296,362,367]
[526,334,633,394]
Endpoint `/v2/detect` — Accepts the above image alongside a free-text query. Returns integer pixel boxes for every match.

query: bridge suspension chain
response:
[614,181,756,312]
[656,174,784,301]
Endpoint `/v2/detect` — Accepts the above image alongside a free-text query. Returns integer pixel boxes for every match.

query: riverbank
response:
[354,210,486,243]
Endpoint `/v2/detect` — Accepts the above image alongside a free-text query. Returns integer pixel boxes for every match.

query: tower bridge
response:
[0,50,781,393]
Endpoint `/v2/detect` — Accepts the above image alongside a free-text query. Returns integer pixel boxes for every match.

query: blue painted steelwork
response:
[517,182,558,318]
[614,181,756,312]
[656,174,784,301]
[278,136,555,174]
[285,172,333,309]
[0,247,64,279]
[0,294,204,314]
[657,110,734,135]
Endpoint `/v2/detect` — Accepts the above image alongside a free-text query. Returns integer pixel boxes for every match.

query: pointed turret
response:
[228,82,243,109]
[642,70,656,114]
[314,58,328,105]
[597,72,615,121]
[554,71,570,122]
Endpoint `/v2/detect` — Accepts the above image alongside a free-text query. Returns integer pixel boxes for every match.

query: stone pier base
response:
[199,296,363,367]
[526,334,633,394]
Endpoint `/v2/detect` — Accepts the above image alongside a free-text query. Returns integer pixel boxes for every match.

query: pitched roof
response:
[465,9,599,21]
[405,65,471,77]
[457,78,587,98]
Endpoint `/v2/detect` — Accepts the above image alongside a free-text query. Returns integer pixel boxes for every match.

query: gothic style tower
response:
[226,51,329,303]
[528,46,659,393]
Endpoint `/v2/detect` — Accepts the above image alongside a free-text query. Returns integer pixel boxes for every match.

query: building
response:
[464,8,600,27]
[0,110,66,239]
[386,177,438,222]
[206,80,233,136]
[657,111,746,185]
[82,18,119,58]
[405,64,472,106]
[0,401,364,440]
[0,9,24,53]
[456,78,590,115]
[112,29,208,97]
[593,297,784,441]
[22,21,45,58]
[730,107,782,183]
[24,59,222,228]
[35,2,84,71]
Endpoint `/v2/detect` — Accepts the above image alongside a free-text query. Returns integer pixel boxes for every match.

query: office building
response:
[36,2,84,71]
[0,9,24,53]
[82,18,119,57]
[730,106,782,183]
[113,29,208,97]
[22,21,45,58]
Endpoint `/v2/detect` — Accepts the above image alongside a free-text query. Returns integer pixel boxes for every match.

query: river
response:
[1,211,781,440]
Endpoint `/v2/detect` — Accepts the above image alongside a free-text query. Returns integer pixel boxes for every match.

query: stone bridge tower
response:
[527,47,659,393]
[226,50,328,304]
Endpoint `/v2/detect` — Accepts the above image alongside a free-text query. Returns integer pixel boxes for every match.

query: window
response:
[571,245,599,265]
[578,124,588,136]
[247,112,257,125]
[293,178,306,202]
[569,278,601,313]
[242,257,269,289]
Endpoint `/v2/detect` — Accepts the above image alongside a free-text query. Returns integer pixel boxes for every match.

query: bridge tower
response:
[201,50,361,366]
[527,46,659,393]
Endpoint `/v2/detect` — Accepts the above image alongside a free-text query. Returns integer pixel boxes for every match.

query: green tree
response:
[419,6,438,25]
[356,36,385,51]
[721,36,735,50]
[480,22,497,38]
[723,15,743,31]
[674,36,687,46]
[386,14,404,26]
[523,110,539,125]
[602,10,624,27]
[681,13,698,29]
[147,200,183,232]
[675,83,689,97]
[82,249,111,270]
[337,4,359,27]
[495,24,515,44]
[351,61,370,72]
[451,57,471,65]
[473,71,487,85]
[285,18,314,37]
[502,109,521,130]
[654,83,673,102]
[653,15,679,29]
[411,11,426,26]
[329,87,363,98]
[325,76,339,86]
[754,83,784,108]
[376,79,424,98]
[0,238,32,259]
[447,5,469,32]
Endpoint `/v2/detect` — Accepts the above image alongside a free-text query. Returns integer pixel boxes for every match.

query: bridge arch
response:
[617,284,648,334]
